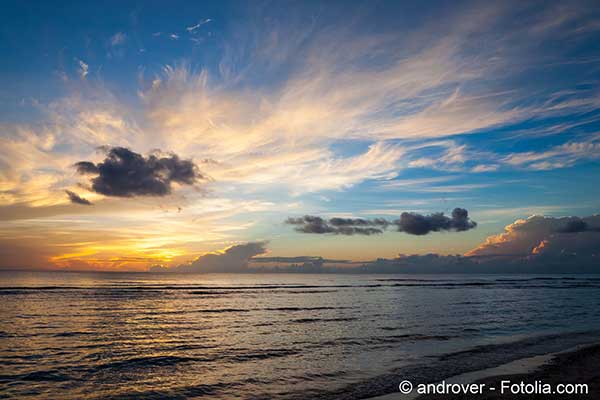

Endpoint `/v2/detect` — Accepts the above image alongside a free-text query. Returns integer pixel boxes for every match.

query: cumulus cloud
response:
[224,214,600,274]
[155,241,268,273]
[147,212,600,274]
[286,208,477,236]
[65,190,92,205]
[557,217,600,233]
[396,208,477,235]
[74,147,205,197]
[466,214,600,258]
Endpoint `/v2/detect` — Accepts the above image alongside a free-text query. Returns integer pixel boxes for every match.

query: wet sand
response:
[372,343,600,400]
[418,343,600,399]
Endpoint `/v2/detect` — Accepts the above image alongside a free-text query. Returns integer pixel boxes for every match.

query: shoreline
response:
[370,343,600,400]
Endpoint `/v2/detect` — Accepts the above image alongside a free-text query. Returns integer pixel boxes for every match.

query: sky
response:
[1,0,599,271]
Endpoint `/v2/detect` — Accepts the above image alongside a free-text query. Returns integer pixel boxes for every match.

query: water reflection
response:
[2,272,600,398]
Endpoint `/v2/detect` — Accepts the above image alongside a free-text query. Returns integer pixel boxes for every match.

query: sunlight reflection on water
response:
[2,272,600,399]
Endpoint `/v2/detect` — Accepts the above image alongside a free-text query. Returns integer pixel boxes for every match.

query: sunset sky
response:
[1,0,599,271]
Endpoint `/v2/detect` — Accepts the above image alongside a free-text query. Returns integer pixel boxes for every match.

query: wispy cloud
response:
[110,32,126,46]
[77,59,89,79]
[65,190,93,205]
[402,133,600,174]
[2,1,600,269]
[186,18,212,32]
[502,140,600,170]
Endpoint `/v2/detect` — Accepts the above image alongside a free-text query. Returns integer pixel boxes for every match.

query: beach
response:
[373,343,600,400]
[421,343,600,399]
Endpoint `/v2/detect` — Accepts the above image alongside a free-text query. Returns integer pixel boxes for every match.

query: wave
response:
[53,331,94,337]
[0,370,74,383]
[92,355,201,372]
[228,349,298,362]
[4,278,600,294]
[291,317,358,324]
[317,333,455,348]
[263,306,351,311]
[102,377,273,400]
[369,333,454,344]
[98,382,231,400]
[88,348,301,374]
[276,330,600,400]
[195,308,249,313]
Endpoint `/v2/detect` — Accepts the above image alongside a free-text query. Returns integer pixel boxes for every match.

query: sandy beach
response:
[426,345,600,399]
[373,343,600,400]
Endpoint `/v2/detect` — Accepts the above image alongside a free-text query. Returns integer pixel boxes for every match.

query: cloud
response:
[3,2,600,272]
[74,147,205,197]
[286,208,477,236]
[186,19,212,32]
[502,141,600,171]
[466,214,600,257]
[170,213,599,273]
[110,32,126,46]
[286,215,386,235]
[65,190,92,205]
[396,208,477,235]
[403,133,600,175]
[77,59,88,79]
[237,213,600,274]
[133,0,600,194]
[249,255,355,273]
[557,217,600,233]
[528,229,600,260]
[159,241,268,273]
[471,164,499,172]
[251,256,351,264]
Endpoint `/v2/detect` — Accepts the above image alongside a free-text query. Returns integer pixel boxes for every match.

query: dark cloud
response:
[251,256,352,264]
[74,161,99,175]
[154,241,268,273]
[65,190,93,205]
[250,256,353,273]
[395,208,477,235]
[285,215,385,235]
[74,147,204,197]
[557,218,600,233]
[329,217,389,227]
[240,215,600,273]
[285,208,476,236]
[286,216,337,234]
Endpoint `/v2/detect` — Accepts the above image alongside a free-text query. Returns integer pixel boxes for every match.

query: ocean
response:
[2,271,600,399]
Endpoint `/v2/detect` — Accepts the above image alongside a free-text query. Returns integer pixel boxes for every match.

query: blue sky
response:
[1,0,599,270]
